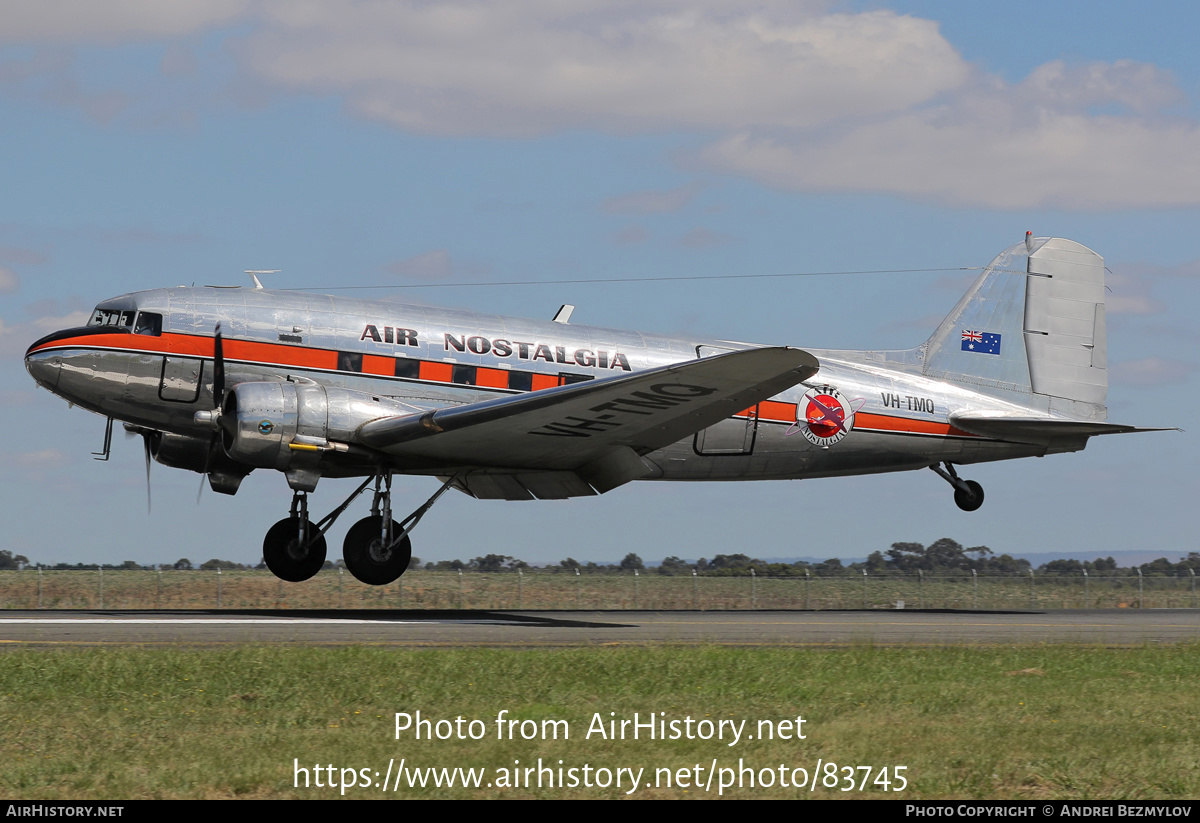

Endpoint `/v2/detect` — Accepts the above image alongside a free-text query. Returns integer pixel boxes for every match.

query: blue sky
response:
[1,1,1196,568]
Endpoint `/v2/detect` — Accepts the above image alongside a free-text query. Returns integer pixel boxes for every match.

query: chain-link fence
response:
[0,568,1195,610]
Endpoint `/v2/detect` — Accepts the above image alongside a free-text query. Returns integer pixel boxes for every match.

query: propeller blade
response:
[198,432,219,505]
[212,322,226,403]
[142,434,153,515]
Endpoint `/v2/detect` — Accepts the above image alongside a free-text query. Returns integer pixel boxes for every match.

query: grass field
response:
[1,569,1193,611]
[1,644,1198,799]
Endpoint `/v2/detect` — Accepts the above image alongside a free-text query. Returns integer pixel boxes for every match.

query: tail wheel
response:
[263,516,327,582]
[343,515,411,586]
[953,480,985,512]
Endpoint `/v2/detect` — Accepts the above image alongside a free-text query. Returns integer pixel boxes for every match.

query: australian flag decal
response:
[961,329,1001,355]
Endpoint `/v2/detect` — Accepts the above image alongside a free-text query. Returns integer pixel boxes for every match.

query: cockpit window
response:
[88,309,134,329]
[134,312,163,336]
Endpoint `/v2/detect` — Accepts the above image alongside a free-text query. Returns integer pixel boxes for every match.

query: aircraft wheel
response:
[343,515,411,586]
[263,516,327,582]
[953,480,985,512]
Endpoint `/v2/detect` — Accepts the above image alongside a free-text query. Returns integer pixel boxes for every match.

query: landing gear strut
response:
[263,492,328,582]
[342,474,457,586]
[262,472,458,586]
[930,462,985,512]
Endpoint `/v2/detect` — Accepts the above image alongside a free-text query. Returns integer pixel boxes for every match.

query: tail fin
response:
[922,237,1107,419]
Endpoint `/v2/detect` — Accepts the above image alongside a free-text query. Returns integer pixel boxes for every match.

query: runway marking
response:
[646,620,1200,628]
[0,618,423,625]
[0,617,535,626]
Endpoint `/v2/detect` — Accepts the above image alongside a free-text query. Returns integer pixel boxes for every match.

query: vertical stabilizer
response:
[922,237,1107,417]
[1023,239,1107,407]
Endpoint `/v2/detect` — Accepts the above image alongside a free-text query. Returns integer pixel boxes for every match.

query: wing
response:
[358,346,818,494]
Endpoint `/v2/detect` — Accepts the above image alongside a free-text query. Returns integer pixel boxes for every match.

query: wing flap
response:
[358,346,818,471]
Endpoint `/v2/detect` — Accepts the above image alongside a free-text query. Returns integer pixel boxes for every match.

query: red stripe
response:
[225,339,337,371]
[475,367,510,389]
[361,354,395,376]
[419,361,452,383]
[759,400,796,423]
[855,412,975,438]
[33,335,975,436]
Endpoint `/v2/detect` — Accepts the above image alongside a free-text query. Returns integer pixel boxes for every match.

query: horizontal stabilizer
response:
[949,409,1178,446]
[358,346,819,475]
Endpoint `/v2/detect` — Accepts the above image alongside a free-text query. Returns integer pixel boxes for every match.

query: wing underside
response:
[357,346,819,498]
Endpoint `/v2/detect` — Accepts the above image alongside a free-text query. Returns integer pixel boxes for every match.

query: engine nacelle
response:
[220,380,406,490]
[151,432,252,495]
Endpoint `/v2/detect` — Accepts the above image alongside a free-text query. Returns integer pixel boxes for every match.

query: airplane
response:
[24,235,1168,586]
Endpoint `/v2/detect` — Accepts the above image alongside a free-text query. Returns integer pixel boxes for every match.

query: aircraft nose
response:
[24,342,61,390]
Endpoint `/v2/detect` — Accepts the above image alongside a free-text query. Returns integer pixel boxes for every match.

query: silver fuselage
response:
[25,286,1054,486]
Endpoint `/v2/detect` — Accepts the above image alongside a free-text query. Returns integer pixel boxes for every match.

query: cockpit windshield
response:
[88,308,135,329]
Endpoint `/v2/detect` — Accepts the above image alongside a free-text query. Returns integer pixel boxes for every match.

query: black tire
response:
[263,516,327,582]
[953,480,985,512]
[343,515,411,586]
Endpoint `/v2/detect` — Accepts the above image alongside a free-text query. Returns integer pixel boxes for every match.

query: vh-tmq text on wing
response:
[357,346,820,495]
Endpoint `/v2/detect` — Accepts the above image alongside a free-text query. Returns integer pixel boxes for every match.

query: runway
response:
[0,608,1198,646]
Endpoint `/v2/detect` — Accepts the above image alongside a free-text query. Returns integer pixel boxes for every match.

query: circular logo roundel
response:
[258,419,275,436]
[797,385,856,446]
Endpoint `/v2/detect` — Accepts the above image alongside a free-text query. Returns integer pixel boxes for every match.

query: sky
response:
[1,1,1197,569]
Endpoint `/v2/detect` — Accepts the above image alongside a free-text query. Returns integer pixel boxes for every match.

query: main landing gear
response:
[929,462,985,512]
[263,493,328,582]
[262,473,458,585]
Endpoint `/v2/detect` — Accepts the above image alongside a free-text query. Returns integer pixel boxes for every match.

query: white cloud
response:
[6,2,1200,209]
[0,266,18,293]
[235,4,1200,208]
[698,75,1200,210]
[0,1,250,44]
[243,2,967,136]
[0,310,89,357]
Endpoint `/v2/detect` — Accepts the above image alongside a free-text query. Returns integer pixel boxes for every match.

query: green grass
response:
[1,645,1198,799]
[2,569,1193,610]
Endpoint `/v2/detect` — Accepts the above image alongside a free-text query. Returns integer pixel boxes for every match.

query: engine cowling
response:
[220,380,409,488]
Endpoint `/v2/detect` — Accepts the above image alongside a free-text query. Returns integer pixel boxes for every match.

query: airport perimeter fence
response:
[0,568,1196,611]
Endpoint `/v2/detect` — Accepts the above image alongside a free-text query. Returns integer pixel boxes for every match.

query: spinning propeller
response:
[120,423,155,515]
[195,323,236,500]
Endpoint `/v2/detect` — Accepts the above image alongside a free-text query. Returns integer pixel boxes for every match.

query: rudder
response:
[922,236,1107,418]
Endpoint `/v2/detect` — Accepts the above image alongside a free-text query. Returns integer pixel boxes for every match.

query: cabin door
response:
[692,345,757,455]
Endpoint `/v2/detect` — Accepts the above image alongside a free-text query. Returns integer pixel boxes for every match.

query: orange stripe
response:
[531,373,557,391]
[855,412,974,437]
[759,400,797,423]
[475,367,509,389]
[361,354,395,376]
[419,361,453,383]
[226,339,338,371]
[30,332,194,357]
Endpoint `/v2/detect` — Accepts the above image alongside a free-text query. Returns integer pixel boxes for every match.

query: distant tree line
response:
[5,542,1200,576]
[425,541,1200,577]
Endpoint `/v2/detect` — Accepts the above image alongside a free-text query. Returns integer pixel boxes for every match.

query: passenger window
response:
[134,312,163,336]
